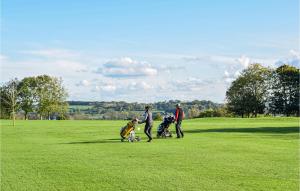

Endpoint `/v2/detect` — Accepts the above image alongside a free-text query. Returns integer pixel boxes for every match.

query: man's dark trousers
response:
[175,120,184,138]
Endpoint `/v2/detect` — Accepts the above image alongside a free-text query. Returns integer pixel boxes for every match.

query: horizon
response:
[67,99,223,104]
[1,0,299,103]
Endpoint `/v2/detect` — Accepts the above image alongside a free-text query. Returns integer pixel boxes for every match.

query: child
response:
[120,118,140,142]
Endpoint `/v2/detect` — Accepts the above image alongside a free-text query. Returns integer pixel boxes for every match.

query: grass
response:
[1,117,299,191]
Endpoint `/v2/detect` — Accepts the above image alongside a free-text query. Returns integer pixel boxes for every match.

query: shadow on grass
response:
[64,137,163,144]
[64,138,122,144]
[185,126,299,134]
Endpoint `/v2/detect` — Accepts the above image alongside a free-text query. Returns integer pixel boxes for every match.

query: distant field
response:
[68,104,163,113]
[1,118,299,191]
[68,105,93,110]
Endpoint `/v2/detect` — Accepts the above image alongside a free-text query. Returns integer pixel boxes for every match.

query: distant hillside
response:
[68,100,223,120]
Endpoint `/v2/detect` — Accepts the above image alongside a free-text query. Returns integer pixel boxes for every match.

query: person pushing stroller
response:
[157,114,175,138]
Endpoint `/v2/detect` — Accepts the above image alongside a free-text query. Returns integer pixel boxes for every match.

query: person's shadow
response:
[185,126,299,134]
[64,138,122,144]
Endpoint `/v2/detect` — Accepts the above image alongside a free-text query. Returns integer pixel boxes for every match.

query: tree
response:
[18,77,37,120]
[35,75,68,120]
[269,65,300,116]
[0,79,20,126]
[0,87,11,119]
[226,64,271,117]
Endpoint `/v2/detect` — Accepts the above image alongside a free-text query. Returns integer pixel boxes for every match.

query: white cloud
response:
[222,55,251,83]
[1,58,90,88]
[0,54,7,61]
[223,70,242,83]
[51,60,87,71]
[91,80,118,93]
[5,47,299,103]
[100,84,117,92]
[91,80,153,94]
[171,77,216,91]
[236,55,250,68]
[183,55,235,65]
[3,59,87,74]
[96,57,158,78]
[184,54,275,69]
[2,48,89,80]
[275,49,300,68]
[224,70,234,83]
[22,49,79,59]
[0,54,8,71]
[290,49,300,58]
[91,85,101,92]
[128,81,153,90]
[157,64,185,74]
[85,76,225,103]
[92,85,117,93]
[76,80,91,87]
[234,71,241,78]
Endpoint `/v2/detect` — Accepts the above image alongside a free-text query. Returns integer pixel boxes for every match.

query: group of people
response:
[139,103,184,142]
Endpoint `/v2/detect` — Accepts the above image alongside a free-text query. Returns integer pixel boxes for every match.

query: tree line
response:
[1,75,223,121]
[226,64,299,117]
[68,100,223,120]
[1,63,298,122]
[0,75,68,124]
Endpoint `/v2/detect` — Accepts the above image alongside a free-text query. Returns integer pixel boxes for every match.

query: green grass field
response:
[1,118,299,191]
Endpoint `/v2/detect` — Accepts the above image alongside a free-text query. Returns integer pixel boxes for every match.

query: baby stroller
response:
[157,115,175,138]
[120,119,141,142]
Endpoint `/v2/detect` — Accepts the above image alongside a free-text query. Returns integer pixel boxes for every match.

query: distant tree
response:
[153,112,163,121]
[269,65,300,116]
[188,107,200,119]
[216,105,233,117]
[199,109,214,118]
[0,79,20,126]
[226,64,271,117]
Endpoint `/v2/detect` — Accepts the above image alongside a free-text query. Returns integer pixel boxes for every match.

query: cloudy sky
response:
[1,0,299,103]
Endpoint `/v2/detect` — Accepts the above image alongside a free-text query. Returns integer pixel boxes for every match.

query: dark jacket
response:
[141,110,153,125]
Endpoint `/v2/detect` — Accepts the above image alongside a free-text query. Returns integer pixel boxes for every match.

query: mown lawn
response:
[1,118,299,191]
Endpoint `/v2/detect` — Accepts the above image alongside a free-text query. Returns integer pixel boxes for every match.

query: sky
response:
[1,0,299,103]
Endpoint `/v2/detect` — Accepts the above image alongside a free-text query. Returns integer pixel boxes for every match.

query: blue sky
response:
[1,0,299,102]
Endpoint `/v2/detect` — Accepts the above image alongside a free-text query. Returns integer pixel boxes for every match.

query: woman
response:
[139,106,153,142]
